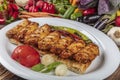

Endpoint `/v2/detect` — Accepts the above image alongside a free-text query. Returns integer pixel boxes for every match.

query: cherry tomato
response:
[12,45,40,67]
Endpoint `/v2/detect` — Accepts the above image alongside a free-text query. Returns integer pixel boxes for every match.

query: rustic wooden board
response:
[0,64,120,80]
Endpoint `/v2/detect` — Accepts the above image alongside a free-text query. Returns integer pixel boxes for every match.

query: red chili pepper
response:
[11,3,19,11]
[48,3,55,14]
[8,4,13,17]
[8,0,15,3]
[29,6,39,12]
[42,2,49,12]
[12,11,19,20]
[83,8,96,16]
[36,0,44,9]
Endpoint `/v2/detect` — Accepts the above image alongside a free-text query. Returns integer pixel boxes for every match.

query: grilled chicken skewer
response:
[24,24,51,46]
[73,43,99,64]
[18,22,39,43]
[38,31,61,51]
[6,19,31,39]
[59,40,86,59]
[50,37,73,54]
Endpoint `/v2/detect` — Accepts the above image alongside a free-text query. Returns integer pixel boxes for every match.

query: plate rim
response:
[0,17,120,80]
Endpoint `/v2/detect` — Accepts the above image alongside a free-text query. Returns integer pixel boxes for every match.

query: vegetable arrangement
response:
[11,45,68,76]
[24,0,56,13]
[0,0,19,24]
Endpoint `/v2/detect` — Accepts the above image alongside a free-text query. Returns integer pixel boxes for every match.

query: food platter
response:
[0,18,120,80]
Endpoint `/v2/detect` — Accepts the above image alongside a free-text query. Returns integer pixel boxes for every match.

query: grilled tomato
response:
[11,45,40,67]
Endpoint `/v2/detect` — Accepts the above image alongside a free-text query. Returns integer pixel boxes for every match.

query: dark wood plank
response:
[0,64,120,80]
[105,65,120,80]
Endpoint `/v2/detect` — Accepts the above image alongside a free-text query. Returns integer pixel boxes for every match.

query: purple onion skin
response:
[98,0,111,15]
[78,0,97,9]
[80,0,94,5]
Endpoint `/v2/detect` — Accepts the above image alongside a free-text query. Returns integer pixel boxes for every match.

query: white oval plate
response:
[0,18,120,80]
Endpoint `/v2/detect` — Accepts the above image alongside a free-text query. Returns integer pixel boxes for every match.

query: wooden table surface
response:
[0,25,120,80]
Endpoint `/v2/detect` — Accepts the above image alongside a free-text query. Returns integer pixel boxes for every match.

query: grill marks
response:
[24,24,51,47]
[38,31,61,51]
[6,19,99,64]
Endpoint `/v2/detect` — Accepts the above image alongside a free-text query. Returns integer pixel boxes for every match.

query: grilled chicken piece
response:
[6,19,31,38]
[38,31,61,51]
[67,40,86,53]
[50,37,73,54]
[16,22,39,43]
[73,43,99,64]
[24,24,51,46]
[59,40,86,59]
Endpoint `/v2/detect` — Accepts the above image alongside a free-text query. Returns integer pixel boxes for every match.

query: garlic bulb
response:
[15,0,29,7]
[55,64,68,76]
[41,54,55,66]
[107,27,120,46]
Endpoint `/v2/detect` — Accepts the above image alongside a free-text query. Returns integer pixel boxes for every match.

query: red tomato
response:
[11,45,40,67]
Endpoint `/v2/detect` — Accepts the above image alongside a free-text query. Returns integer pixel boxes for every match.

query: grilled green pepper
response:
[41,62,61,73]
[51,26,91,43]
[31,64,45,72]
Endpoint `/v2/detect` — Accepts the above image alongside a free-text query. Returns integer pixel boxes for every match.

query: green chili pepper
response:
[58,6,66,14]
[51,26,91,42]
[41,62,61,73]
[31,64,45,72]
[52,0,61,4]
[70,12,82,20]
[63,6,76,19]
[63,0,69,4]
[0,5,4,11]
